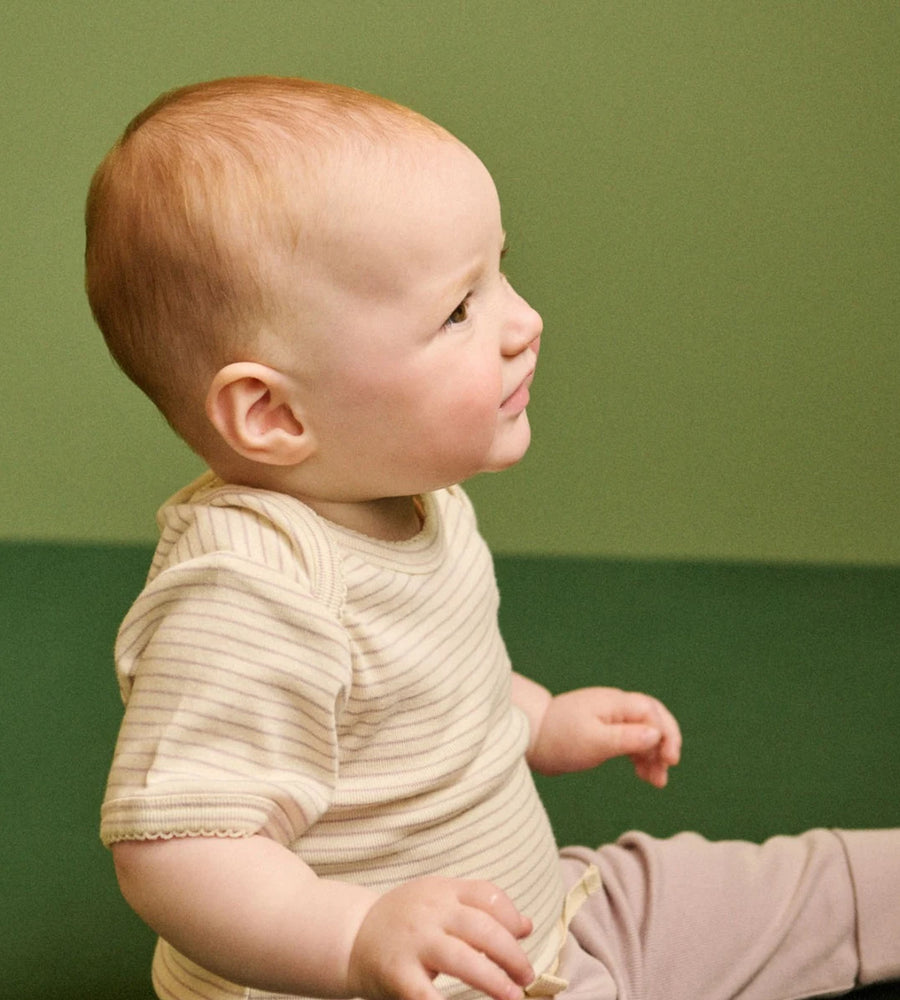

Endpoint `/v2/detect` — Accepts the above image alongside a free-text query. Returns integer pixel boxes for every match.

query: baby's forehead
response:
[331,134,491,221]
[239,117,459,212]
[189,104,498,300]
[271,127,486,239]
[294,122,469,184]
[295,141,499,290]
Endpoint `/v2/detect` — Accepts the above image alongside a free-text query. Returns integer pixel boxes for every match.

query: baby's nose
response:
[504,293,543,357]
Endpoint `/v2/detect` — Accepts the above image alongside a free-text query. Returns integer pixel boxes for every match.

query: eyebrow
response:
[433,226,509,326]
[455,230,509,291]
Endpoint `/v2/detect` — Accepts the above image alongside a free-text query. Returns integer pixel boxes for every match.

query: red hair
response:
[85,76,446,446]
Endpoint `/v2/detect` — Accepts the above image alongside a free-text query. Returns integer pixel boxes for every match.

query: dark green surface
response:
[2,543,898,998]
[3,542,157,999]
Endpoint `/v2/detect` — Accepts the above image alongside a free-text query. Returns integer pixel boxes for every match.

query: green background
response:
[3,0,897,563]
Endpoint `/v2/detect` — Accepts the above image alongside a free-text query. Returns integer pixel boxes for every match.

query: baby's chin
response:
[482,414,533,475]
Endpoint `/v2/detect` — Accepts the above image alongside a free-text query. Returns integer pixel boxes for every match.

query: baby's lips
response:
[500,372,534,411]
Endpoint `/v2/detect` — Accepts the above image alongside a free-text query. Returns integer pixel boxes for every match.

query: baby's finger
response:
[451,882,534,991]
[429,934,527,1000]
[630,748,670,788]
[458,881,532,940]
[651,699,682,764]
[605,723,662,758]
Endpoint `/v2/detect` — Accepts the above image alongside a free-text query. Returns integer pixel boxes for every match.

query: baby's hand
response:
[529,687,682,786]
[347,876,534,1000]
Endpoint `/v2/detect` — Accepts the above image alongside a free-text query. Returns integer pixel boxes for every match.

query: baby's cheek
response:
[454,394,502,450]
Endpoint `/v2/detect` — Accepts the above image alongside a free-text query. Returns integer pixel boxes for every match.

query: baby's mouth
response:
[500,368,535,412]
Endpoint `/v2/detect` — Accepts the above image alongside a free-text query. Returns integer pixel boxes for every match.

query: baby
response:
[86,77,898,1000]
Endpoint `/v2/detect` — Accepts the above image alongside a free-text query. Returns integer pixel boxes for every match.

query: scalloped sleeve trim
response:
[100,793,292,848]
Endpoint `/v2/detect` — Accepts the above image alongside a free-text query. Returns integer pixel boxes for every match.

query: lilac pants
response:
[552,829,899,1000]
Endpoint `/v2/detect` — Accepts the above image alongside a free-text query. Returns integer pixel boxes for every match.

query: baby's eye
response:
[443,296,470,328]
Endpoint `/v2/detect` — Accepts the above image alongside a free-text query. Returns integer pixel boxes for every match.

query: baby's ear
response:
[205,362,316,466]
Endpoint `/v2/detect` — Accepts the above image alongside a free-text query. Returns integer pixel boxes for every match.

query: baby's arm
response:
[113,834,533,1000]
[511,673,682,787]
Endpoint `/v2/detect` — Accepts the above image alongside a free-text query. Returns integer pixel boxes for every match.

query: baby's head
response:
[86,76,445,445]
[86,76,541,507]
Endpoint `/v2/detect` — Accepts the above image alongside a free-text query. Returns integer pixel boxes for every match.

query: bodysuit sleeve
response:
[100,551,352,848]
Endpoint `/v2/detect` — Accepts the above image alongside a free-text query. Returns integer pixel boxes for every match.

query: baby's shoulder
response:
[148,474,345,613]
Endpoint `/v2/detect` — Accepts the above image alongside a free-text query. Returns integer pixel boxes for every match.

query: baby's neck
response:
[302,494,424,541]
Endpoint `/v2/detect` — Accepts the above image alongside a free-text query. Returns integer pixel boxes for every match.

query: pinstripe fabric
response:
[101,473,566,1000]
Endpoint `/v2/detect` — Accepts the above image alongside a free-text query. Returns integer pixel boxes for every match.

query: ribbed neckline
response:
[185,473,447,576]
[323,492,447,574]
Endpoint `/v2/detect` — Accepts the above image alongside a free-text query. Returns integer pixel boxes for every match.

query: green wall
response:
[3,1,897,563]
